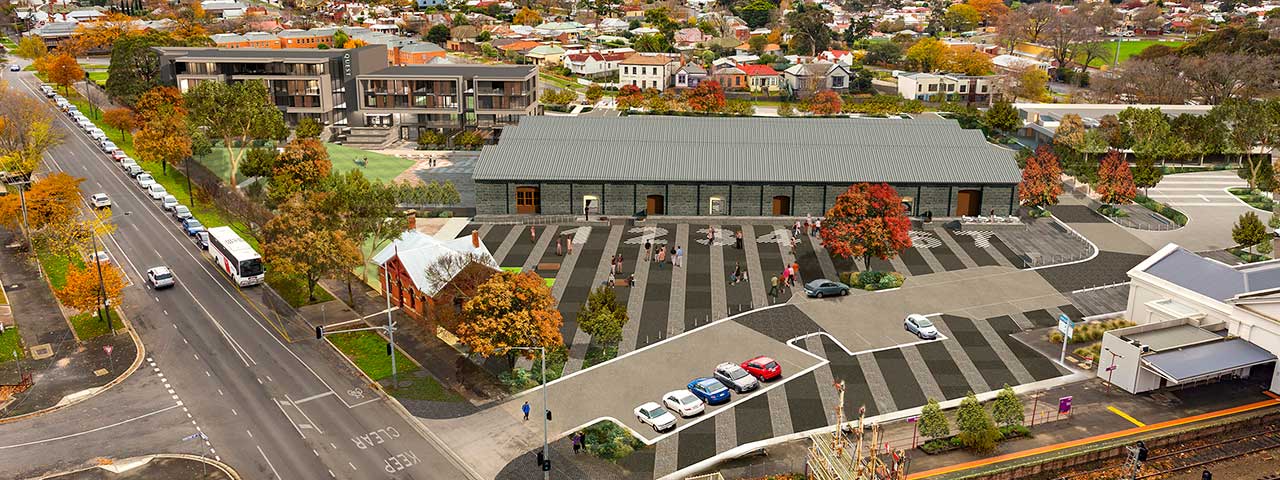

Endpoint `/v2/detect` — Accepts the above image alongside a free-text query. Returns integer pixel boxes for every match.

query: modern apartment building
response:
[155,45,389,125]
[355,64,539,140]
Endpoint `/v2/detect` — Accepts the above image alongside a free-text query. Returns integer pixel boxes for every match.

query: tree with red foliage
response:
[1018,145,1063,209]
[616,84,645,110]
[803,90,843,116]
[684,80,726,113]
[1095,149,1137,205]
[819,183,913,270]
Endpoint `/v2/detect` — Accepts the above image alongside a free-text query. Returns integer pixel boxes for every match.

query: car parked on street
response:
[124,164,144,177]
[687,377,731,405]
[119,158,137,171]
[110,150,127,161]
[90,193,111,209]
[904,314,939,340]
[741,356,782,381]
[804,279,850,298]
[40,85,55,97]
[161,195,178,211]
[662,390,705,417]
[193,230,209,250]
[182,218,206,236]
[88,250,109,265]
[100,140,117,153]
[634,402,677,432]
[714,362,759,393]
[147,266,175,289]
[147,183,167,200]
[172,205,193,221]
[136,173,155,189]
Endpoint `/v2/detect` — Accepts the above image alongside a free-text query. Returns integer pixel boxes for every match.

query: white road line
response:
[285,394,323,434]
[246,430,253,438]
[292,391,335,405]
[0,405,180,450]
[349,462,357,471]
[273,397,307,439]
[257,444,284,480]
[231,409,237,416]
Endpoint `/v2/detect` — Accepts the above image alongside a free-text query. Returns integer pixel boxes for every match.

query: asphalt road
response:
[0,67,476,480]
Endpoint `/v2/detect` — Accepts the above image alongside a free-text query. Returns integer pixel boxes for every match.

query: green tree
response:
[322,169,408,299]
[944,3,981,31]
[106,32,182,106]
[739,0,775,29]
[748,34,768,55]
[990,385,1024,427]
[956,393,1001,454]
[634,33,671,53]
[426,24,451,44]
[785,2,833,56]
[239,147,277,179]
[578,286,629,345]
[333,30,350,47]
[1132,157,1164,195]
[984,101,1019,133]
[295,117,323,139]
[585,84,604,103]
[918,398,950,440]
[1234,211,1268,253]
[184,79,287,187]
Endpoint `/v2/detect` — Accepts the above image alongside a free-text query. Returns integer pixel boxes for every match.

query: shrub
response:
[583,421,643,460]
[1048,319,1135,344]
[1136,195,1187,226]
[838,271,855,285]
[498,369,536,392]
[999,424,1031,439]
[858,270,885,287]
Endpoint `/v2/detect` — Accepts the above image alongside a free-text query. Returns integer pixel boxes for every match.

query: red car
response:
[110,149,127,161]
[741,356,782,381]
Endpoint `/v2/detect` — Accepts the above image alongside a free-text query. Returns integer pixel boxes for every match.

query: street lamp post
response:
[383,267,397,389]
[505,345,549,479]
[89,232,111,332]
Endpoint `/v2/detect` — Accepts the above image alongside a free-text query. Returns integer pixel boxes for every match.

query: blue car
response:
[687,377,731,405]
[182,218,206,236]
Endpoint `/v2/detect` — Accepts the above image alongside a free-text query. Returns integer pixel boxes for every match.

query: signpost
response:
[1057,313,1074,367]
[1058,396,1073,420]
[907,416,919,448]
[103,344,114,373]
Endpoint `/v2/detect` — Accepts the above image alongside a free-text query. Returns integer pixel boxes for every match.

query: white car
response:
[87,129,107,142]
[136,173,156,189]
[161,194,178,211]
[100,140,117,153]
[147,266,175,289]
[124,164,144,177]
[120,158,138,171]
[713,362,760,393]
[905,314,940,340]
[40,85,54,97]
[147,183,167,200]
[662,390,705,418]
[90,193,111,209]
[88,250,110,265]
[634,402,677,432]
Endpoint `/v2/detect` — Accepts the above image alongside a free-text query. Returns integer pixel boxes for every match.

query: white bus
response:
[207,226,265,287]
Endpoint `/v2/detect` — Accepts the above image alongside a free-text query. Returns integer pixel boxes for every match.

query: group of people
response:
[768,261,802,303]
[555,233,575,256]
[642,240,684,269]
[607,253,634,287]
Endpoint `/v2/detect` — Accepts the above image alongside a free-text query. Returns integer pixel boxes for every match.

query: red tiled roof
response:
[737,64,779,76]
[567,52,604,62]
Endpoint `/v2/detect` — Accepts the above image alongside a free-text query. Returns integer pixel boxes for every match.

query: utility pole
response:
[383,266,397,389]
[90,232,110,332]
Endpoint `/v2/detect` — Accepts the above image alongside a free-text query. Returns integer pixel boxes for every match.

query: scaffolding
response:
[806,381,910,480]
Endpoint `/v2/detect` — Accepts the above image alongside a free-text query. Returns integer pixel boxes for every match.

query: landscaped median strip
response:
[906,396,1280,479]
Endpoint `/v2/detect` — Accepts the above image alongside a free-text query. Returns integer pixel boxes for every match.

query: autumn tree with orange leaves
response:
[684,80,726,113]
[0,172,82,232]
[1095,150,1137,205]
[1018,145,1063,209]
[803,90,843,116]
[269,138,332,204]
[457,270,563,368]
[57,261,126,319]
[819,183,913,271]
[44,53,84,95]
[134,103,191,173]
[102,108,137,141]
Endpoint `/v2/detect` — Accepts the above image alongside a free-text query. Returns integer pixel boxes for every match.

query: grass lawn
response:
[327,330,419,381]
[0,36,17,49]
[1081,40,1185,67]
[195,142,414,184]
[87,71,108,86]
[61,88,260,251]
[265,270,336,308]
[538,72,583,91]
[38,252,83,290]
[69,308,119,340]
[582,342,618,369]
[388,372,464,402]
[0,328,22,362]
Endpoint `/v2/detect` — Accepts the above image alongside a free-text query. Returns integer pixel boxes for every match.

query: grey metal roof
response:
[1122,324,1220,351]
[360,64,535,79]
[158,46,371,61]
[473,116,1022,184]
[1142,338,1276,383]
[1144,247,1280,301]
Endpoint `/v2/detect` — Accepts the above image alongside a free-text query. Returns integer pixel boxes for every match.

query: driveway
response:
[1131,171,1255,251]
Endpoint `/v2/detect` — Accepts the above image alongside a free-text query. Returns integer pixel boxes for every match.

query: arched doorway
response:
[515,186,541,214]
[646,195,665,215]
[955,189,981,216]
[772,196,791,216]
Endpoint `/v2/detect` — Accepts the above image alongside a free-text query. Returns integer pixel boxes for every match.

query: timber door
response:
[646,195,665,215]
[955,189,981,216]
[771,196,791,216]
[515,186,541,214]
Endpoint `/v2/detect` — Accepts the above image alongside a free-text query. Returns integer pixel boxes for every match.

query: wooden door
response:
[772,196,791,216]
[646,195,665,215]
[515,187,540,214]
[955,190,980,216]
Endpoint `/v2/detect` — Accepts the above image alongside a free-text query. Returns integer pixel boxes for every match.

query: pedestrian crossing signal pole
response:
[384,266,397,390]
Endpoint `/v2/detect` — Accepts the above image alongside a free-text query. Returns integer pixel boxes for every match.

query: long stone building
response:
[472,116,1022,218]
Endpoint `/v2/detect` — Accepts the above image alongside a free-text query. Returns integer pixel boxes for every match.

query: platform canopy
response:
[1141,338,1276,384]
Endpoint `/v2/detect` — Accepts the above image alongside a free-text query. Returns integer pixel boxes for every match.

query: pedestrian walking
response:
[556,237,563,256]
[769,276,779,302]
[628,272,635,286]
[644,239,652,258]
[608,270,616,285]
[735,230,743,249]
[675,246,683,267]
[783,266,792,287]
[567,236,573,255]
[618,253,624,271]
[668,246,675,267]
[707,226,713,244]
[732,263,742,284]
[522,401,530,421]
[793,222,801,239]
[792,261,801,285]
[610,259,617,275]
[814,219,822,237]
[529,226,536,242]
[573,433,582,454]
[657,247,665,268]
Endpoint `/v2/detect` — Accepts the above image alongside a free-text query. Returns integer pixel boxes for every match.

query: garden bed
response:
[327,330,418,381]
[1228,187,1274,211]
[582,420,645,461]
[838,270,904,291]
[1048,318,1135,345]
[69,308,120,340]
[1228,247,1270,264]
[920,425,1030,455]
[1135,195,1187,226]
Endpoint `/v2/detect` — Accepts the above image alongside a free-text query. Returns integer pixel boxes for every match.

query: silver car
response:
[136,173,155,189]
[905,314,939,339]
[713,362,759,393]
[172,205,193,221]
[147,183,167,200]
[147,266,175,289]
[634,402,677,432]
[90,193,111,209]
[161,194,178,211]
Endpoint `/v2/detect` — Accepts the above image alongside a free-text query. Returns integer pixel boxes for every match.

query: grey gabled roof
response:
[1142,246,1280,301]
[473,116,1021,184]
[1142,338,1276,383]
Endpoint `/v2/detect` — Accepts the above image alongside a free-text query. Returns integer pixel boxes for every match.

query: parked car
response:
[182,218,206,236]
[124,164,144,177]
[87,129,107,142]
[193,230,209,250]
[634,402,677,432]
[147,266,175,289]
[147,183,167,200]
[8,64,18,72]
[713,362,759,393]
[90,193,111,209]
[109,150,127,161]
[40,85,54,97]
[686,377,731,405]
[740,356,782,381]
[172,205,193,221]
[88,250,110,265]
[904,314,939,340]
[804,279,850,298]
[136,173,155,189]
[100,140,117,153]
[160,195,178,211]
[66,106,79,116]
[662,390,705,417]
[119,158,138,171]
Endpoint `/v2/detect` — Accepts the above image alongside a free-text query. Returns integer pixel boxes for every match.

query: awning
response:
[1141,338,1276,384]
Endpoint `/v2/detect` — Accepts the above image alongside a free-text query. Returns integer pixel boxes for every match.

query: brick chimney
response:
[471,230,480,248]
[405,209,417,230]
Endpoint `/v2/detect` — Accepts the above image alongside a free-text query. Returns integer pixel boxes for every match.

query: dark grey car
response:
[804,279,850,298]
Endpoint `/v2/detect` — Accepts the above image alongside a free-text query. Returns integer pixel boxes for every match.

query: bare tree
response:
[422,251,500,303]
[1021,3,1058,43]
[1132,4,1165,32]
[1181,53,1277,105]
[994,11,1026,51]
[1089,57,1191,104]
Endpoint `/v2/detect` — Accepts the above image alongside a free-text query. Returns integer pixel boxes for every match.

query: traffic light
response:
[546,410,552,421]
[315,326,324,339]
[1136,441,1148,462]
[542,459,551,472]
[386,343,393,356]
[535,451,544,468]
[1202,470,1212,480]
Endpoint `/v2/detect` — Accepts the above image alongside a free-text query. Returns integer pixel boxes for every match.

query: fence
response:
[184,157,273,241]
[1062,177,1179,232]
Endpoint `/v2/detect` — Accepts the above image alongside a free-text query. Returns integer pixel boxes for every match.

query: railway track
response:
[1057,427,1280,480]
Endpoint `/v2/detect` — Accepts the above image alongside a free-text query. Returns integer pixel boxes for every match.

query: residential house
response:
[620,54,680,91]
[674,63,707,89]
[782,62,850,97]
[896,72,997,104]
[710,65,746,91]
[735,42,782,57]
[373,228,498,330]
[818,49,856,65]
[396,42,447,65]
[498,40,543,61]
[673,28,709,47]
[738,64,782,93]
[200,0,247,18]
[525,44,566,66]
[992,54,1055,77]
[565,51,627,78]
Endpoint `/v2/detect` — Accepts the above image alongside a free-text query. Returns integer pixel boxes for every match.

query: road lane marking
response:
[349,462,357,471]
[231,409,237,416]
[0,405,181,450]
[1107,405,1145,427]
[257,445,284,480]
[293,391,335,405]
[273,397,307,439]
[247,430,253,438]
[286,394,323,434]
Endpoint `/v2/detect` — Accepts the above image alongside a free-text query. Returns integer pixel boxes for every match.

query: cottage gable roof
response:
[373,231,497,297]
